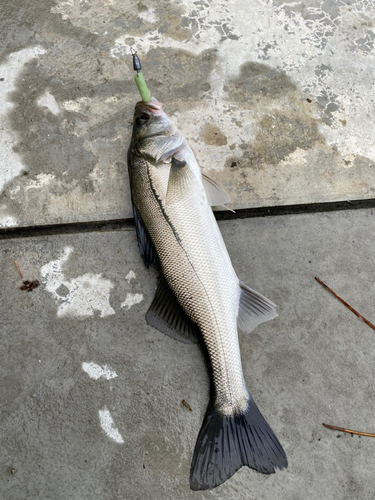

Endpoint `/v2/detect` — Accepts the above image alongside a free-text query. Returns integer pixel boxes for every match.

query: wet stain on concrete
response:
[354,154,375,170]
[224,61,325,170]
[316,89,340,126]
[143,47,218,105]
[158,14,191,41]
[0,0,127,225]
[349,28,375,55]
[181,1,238,42]
[275,0,341,24]
[312,65,341,125]
[9,61,96,190]
[248,110,324,167]
[271,0,342,52]
[257,41,279,61]
[208,57,375,208]
[0,0,218,228]
[0,0,102,65]
[225,62,295,106]
[200,123,227,147]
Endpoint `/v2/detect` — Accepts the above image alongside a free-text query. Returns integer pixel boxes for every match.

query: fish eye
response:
[136,113,150,125]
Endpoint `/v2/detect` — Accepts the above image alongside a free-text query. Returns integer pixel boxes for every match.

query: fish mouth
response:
[135,98,163,114]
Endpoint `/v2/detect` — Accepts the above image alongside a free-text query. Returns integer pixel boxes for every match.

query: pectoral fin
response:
[202,172,233,210]
[237,281,278,334]
[166,157,197,205]
[146,276,200,344]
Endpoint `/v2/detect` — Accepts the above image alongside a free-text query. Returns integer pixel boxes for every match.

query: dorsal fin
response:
[146,276,200,344]
[202,172,231,208]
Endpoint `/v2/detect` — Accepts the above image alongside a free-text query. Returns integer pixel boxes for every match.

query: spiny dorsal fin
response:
[146,276,200,344]
[237,281,278,334]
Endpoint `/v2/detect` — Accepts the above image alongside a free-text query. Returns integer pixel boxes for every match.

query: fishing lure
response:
[131,48,151,102]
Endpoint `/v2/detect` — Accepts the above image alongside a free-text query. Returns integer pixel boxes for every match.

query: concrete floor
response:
[1,0,375,498]
[2,209,375,499]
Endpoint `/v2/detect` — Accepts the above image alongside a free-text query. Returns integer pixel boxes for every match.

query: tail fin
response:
[190,397,287,490]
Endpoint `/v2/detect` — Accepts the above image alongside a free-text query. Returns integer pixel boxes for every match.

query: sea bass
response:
[127,98,287,490]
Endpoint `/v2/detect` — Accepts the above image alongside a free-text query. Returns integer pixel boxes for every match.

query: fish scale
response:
[132,155,246,410]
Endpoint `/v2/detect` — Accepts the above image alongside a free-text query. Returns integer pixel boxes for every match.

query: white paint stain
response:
[0,214,17,228]
[82,362,118,380]
[25,173,55,190]
[41,247,115,318]
[50,0,74,21]
[37,91,60,115]
[98,408,124,444]
[121,293,143,310]
[125,270,136,282]
[8,185,20,198]
[111,34,160,58]
[62,97,90,112]
[139,8,157,23]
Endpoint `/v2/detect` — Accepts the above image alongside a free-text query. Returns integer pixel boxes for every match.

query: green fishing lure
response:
[131,49,151,102]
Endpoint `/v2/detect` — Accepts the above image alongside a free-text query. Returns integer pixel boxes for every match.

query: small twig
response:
[14,261,23,280]
[323,423,375,437]
[315,277,375,332]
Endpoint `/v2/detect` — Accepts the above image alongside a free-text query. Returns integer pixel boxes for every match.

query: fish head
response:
[132,99,171,141]
[130,98,183,162]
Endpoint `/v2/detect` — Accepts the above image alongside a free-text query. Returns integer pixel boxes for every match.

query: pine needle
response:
[323,423,375,437]
[315,277,375,331]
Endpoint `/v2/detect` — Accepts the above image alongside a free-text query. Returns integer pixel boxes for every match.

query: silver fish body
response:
[128,99,287,490]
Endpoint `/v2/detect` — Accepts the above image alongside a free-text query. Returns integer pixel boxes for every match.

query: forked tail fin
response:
[190,397,287,490]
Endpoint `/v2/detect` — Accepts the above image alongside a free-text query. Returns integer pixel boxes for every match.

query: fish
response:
[127,97,288,490]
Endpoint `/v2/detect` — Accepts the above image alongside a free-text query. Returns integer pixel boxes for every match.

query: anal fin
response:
[146,276,200,344]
